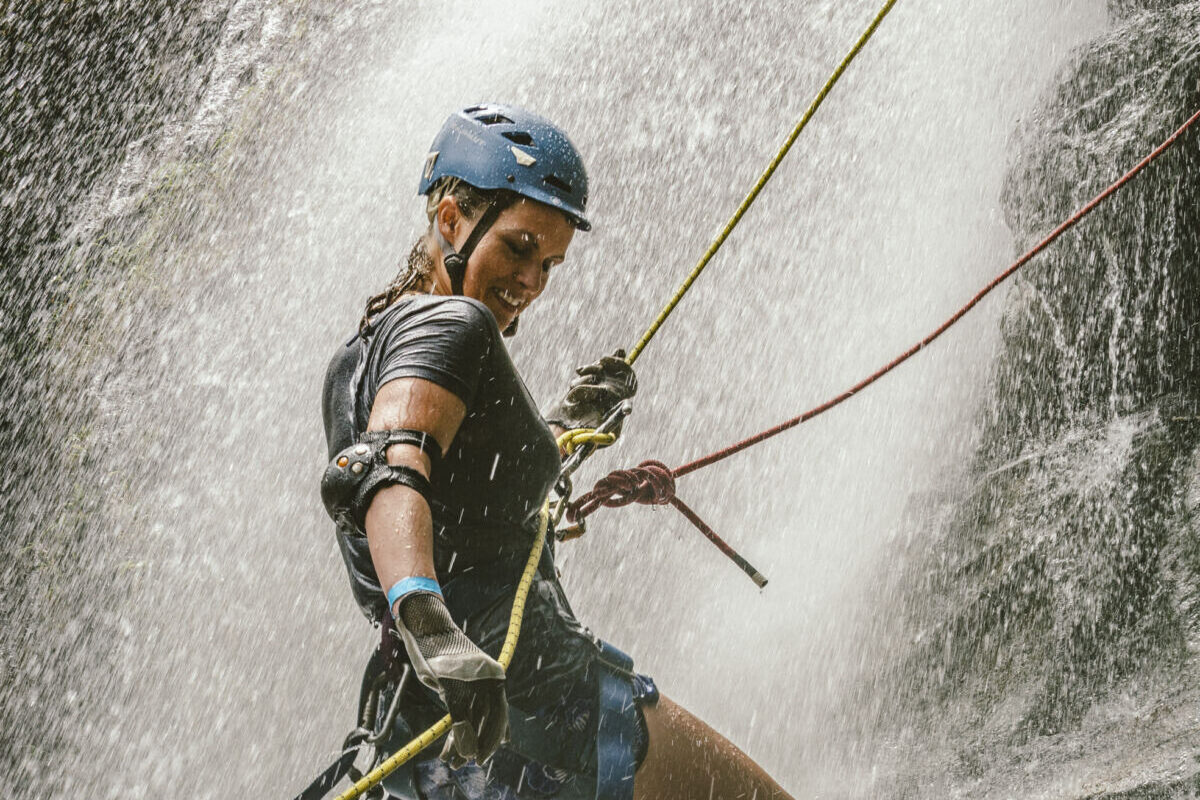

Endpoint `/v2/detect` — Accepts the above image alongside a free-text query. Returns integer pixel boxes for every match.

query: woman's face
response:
[437,196,576,331]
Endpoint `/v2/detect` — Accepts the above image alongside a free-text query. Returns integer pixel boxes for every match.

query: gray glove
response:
[393,593,508,767]
[545,348,638,431]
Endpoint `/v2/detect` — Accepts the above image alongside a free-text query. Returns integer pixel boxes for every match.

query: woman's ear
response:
[436,196,462,248]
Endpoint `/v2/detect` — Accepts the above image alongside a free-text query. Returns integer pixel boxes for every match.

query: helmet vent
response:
[502,131,535,146]
[462,105,486,113]
[543,174,572,194]
[476,112,514,126]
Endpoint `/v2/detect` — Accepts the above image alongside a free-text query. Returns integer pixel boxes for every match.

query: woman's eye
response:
[506,240,531,258]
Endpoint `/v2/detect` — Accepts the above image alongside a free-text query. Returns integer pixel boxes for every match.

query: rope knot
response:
[567,460,675,522]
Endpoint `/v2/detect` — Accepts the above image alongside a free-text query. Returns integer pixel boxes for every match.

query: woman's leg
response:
[634,693,793,800]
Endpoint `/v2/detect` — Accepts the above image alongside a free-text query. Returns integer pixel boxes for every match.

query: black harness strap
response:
[290,730,369,800]
[360,429,442,476]
[290,649,389,800]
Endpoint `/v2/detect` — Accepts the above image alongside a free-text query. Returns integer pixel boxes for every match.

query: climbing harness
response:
[324,503,546,800]
[292,650,412,800]
[571,104,1200,584]
[296,401,635,800]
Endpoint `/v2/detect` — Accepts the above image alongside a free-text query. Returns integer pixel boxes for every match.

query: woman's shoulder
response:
[366,294,502,408]
[369,294,501,378]
[378,293,499,337]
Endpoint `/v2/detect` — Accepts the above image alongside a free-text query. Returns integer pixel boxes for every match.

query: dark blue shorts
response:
[394,670,657,800]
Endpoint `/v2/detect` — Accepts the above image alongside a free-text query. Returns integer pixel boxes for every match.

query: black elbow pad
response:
[321,430,440,532]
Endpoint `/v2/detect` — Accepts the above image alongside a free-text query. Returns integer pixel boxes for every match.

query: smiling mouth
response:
[493,288,525,314]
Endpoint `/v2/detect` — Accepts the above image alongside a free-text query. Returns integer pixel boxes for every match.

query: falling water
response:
[8,1,1198,798]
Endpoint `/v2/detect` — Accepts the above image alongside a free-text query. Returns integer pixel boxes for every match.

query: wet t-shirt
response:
[321,294,561,623]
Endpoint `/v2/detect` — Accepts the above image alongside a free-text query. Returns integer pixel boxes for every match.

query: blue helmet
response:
[418,103,591,231]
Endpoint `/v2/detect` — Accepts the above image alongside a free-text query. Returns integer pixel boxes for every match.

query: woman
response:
[320,104,791,800]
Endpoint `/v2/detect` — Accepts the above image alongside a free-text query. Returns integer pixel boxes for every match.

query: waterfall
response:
[13,1,1198,797]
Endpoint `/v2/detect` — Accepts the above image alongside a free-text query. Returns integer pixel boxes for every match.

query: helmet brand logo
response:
[510,146,537,167]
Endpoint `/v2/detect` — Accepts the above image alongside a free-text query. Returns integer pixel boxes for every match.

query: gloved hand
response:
[544,348,637,431]
[393,593,508,767]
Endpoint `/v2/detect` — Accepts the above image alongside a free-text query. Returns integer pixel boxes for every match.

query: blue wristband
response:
[386,576,443,610]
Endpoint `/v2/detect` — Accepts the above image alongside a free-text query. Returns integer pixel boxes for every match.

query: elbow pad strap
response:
[321,429,438,533]
[361,428,442,475]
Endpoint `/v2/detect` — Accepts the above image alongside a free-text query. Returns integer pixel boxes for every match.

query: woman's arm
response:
[362,375,508,767]
[363,376,465,593]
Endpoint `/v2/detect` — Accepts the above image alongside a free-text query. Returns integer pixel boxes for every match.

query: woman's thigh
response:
[635,694,792,800]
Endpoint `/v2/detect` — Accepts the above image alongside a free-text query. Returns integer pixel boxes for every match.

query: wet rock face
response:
[878,4,1200,794]
[1108,0,1196,21]
[902,406,1196,731]
[0,0,229,781]
[988,1,1200,458]
[0,0,228,655]
[1,0,226,452]
[0,2,390,791]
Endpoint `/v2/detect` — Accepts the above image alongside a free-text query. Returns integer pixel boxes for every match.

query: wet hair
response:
[359,177,496,334]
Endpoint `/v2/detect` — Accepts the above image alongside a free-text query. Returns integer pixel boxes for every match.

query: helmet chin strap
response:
[434,197,519,336]
[435,200,508,296]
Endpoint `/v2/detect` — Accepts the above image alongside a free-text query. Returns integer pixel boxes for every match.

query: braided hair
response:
[359,178,494,334]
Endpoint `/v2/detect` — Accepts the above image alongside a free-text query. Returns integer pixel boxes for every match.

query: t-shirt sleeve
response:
[375,298,495,409]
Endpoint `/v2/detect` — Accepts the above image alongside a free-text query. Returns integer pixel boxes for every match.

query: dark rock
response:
[875,3,1200,792]
[986,1,1200,459]
[1109,0,1196,23]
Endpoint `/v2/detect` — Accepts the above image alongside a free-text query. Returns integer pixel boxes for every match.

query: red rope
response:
[567,460,676,518]
[675,105,1200,477]
[572,106,1200,583]
[566,461,769,586]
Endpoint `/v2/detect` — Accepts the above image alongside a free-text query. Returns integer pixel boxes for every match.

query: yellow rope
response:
[557,428,617,456]
[625,0,900,366]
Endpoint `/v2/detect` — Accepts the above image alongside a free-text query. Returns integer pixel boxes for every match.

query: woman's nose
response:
[514,260,545,290]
